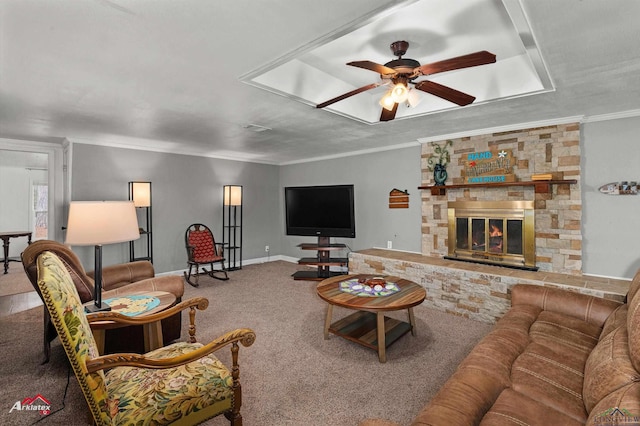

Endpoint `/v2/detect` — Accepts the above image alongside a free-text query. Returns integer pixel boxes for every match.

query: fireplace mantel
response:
[419,179,577,196]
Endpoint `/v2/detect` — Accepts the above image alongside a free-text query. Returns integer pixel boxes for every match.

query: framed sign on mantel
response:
[463,149,516,184]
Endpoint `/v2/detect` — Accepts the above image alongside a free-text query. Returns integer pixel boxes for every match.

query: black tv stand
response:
[293,236,348,281]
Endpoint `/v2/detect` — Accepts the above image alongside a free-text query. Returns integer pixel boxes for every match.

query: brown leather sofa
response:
[361,269,640,426]
[22,240,185,362]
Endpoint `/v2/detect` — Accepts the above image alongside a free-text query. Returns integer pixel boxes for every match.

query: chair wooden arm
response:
[86,297,208,326]
[88,297,208,344]
[85,328,256,373]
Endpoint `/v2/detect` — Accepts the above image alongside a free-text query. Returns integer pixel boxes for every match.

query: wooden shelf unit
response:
[329,311,412,351]
[293,237,348,281]
[418,179,577,196]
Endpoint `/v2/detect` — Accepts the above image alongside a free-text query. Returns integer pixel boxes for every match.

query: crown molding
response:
[582,109,640,123]
[416,115,584,144]
[279,141,420,166]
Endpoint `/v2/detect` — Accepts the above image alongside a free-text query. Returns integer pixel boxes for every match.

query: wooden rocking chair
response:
[184,223,229,287]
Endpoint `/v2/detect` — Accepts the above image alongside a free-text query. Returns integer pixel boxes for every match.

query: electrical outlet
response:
[265,245,269,252]
[387,241,392,249]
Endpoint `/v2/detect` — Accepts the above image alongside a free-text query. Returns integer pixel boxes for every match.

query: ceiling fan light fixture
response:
[407,88,421,108]
[390,82,409,103]
[379,92,395,111]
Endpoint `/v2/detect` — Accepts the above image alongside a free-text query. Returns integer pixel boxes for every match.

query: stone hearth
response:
[349,249,628,324]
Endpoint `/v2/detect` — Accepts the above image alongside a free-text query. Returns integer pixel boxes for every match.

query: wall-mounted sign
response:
[599,181,638,195]
[463,149,516,184]
[389,188,409,208]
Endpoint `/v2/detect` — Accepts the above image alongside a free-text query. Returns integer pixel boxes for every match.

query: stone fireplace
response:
[421,122,582,275]
[446,200,536,270]
[347,123,626,324]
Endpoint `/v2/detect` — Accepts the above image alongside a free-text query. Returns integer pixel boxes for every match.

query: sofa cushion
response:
[511,341,589,422]
[505,309,601,422]
[583,324,640,413]
[479,388,583,426]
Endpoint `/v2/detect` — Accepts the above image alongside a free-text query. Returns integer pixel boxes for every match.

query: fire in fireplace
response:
[446,200,536,270]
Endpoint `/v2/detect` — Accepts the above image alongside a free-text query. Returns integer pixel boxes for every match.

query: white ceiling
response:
[243,0,551,124]
[1,0,639,165]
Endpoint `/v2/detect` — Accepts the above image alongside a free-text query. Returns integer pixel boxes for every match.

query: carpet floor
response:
[0,261,493,425]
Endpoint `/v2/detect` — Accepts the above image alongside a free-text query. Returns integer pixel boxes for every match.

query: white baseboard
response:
[156,255,299,277]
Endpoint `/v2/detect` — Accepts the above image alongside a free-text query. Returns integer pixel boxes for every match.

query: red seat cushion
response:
[188,230,223,263]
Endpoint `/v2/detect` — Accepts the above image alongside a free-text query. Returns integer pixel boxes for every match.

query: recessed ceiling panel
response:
[242,0,553,124]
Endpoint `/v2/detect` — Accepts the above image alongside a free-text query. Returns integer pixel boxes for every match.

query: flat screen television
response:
[285,184,355,238]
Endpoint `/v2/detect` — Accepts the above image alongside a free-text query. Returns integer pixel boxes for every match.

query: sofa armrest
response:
[511,284,622,327]
[88,260,155,291]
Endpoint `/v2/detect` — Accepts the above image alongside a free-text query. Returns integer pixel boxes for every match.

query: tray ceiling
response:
[242,0,552,124]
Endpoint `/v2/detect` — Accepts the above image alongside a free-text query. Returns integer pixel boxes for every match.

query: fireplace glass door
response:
[448,201,536,270]
[456,217,524,255]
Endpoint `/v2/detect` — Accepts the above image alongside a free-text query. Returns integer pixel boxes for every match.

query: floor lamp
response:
[65,201,140,313]
[223,185,243,270]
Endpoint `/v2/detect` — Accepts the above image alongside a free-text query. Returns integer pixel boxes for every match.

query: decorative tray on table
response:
[102,295,161,317]
[339,277,400,297]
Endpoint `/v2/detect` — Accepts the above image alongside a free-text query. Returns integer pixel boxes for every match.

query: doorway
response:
[0,138,68,297]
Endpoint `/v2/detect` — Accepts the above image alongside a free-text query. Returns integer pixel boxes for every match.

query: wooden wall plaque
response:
[389,189,409,208]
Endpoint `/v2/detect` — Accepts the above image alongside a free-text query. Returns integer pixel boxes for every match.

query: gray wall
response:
[71,144,281,273]
[278,146,423,261]
[582,116,640,279]
[69,114,640,280]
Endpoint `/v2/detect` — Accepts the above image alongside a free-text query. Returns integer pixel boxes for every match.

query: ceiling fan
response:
[316,41,496,122]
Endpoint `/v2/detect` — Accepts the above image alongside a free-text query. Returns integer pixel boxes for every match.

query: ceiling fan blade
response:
[379,103,399,122]
[414,80,476,106]
[316,83,380,109]
[347,61,397,76]
[416,51,496,76]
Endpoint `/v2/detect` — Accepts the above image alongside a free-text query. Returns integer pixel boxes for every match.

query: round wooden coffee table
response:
[316,274,426,362]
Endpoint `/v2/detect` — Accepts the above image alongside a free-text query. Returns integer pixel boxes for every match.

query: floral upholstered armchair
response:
[36,250,255,425]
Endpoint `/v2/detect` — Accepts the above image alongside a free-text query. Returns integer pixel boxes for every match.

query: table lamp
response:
[65,201,140,313]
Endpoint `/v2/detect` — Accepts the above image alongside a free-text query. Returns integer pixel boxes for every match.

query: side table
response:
[1,231,32,274]
[86,290,176,354]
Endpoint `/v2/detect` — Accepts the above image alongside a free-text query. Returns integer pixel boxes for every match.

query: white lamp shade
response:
[379,92,395,111]
[224,186,242,206]
[65,201,141,246]
[131,182,151,207]
[407,89,421,108]
[390,83,409,103]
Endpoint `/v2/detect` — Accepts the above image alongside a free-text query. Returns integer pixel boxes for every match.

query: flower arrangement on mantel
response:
[425,140,453,185]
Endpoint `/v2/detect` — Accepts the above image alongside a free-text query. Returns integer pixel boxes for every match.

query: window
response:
[33,183,48,239]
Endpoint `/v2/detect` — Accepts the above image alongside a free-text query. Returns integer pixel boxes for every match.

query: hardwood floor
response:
[0,291,42,318]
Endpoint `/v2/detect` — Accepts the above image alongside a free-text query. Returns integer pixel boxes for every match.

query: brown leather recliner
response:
[22,240,185,363]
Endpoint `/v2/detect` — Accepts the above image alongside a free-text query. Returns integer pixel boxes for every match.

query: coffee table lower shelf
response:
[329,311,412,352]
